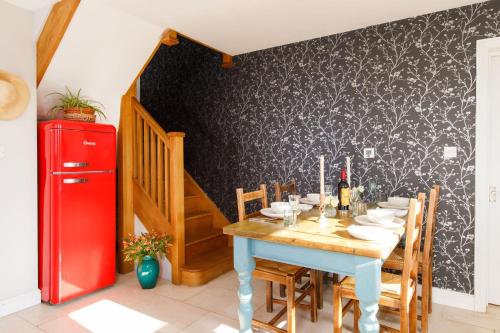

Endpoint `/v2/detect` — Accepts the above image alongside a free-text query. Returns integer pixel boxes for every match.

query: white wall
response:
[0,0,40,317]
[37,0,162,128]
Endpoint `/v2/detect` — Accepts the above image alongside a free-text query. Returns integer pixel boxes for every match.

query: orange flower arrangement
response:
[122,231,173,262]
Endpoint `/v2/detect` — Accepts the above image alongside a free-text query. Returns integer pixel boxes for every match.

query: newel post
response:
[168,132,185,284]
[117,93,135,273]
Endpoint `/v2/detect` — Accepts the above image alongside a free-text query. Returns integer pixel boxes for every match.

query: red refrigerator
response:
[38,120,116,304]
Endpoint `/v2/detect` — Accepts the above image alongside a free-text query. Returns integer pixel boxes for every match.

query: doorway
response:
[475,36,500,311]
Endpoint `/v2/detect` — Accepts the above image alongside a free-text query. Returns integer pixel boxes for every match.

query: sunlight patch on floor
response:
[68,299,167,333]
[213,323,238,333]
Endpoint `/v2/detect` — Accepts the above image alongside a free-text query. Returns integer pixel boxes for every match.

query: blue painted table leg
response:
[355,258,382,333]
[234,237,256,333]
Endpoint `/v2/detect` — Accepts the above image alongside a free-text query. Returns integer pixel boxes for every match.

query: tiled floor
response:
[1,271,499,332]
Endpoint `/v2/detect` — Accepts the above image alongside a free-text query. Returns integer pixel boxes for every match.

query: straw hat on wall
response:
[0,70,30,120]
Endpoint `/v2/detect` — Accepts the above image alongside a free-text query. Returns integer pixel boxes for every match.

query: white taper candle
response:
[346,156,351,186]
[320,155,325,197]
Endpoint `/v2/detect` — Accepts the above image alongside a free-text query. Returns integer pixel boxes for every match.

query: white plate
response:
[298,204,313,212]
[300,198,320,206]
[260,208,302,219]
[377,201,409,209]
[377,208,407,217]
[354,215,405,229]
[347,225,393,241]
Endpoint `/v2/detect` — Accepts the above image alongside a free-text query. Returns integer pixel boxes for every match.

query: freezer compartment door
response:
[49,172,116,304]
[50,128,116,172]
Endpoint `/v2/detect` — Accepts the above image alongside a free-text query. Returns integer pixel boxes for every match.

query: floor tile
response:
[153,282,207,302]
[0,315,43,333]
[131,294,208,332]
[179,312,239,333]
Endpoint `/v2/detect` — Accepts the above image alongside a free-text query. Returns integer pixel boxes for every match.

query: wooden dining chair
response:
[236,185,318,333]
[382,186,440,333]
[275,179,297,202]
[333,194,425,333]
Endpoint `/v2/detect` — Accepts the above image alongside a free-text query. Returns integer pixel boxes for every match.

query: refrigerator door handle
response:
[63,178,89,184]
[63,162,89,168]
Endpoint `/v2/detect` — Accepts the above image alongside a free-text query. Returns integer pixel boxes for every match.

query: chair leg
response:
[428,267,433,313]
[310,270,318,322]
[354,300,360,333]
[333,284,343,333]
[400,304,409,333]
[280,284,286,298]
[317,271,324,310]
[421,269,430,333]
[286,276,296,333]
[410,287,418,333]
[266,281,273,313]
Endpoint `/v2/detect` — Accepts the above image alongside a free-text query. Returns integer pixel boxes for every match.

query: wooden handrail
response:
[130,97,185,284]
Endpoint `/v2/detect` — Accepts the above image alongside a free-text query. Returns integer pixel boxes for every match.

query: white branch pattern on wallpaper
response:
[141,2,500,294]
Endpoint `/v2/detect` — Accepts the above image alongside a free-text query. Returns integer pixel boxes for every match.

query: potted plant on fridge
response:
[47,87,106,123]
[122,231,173,289]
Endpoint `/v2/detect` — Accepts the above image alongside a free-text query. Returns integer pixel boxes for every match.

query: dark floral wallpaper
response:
[141,2,500,294]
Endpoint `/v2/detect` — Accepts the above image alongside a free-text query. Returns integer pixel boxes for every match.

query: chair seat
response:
[255,258,305,276]
[383,247,423,270]
[340,272,414,300]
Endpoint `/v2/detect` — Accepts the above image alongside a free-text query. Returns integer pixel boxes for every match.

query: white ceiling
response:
[103,0,488,55]
[3,0,57,11]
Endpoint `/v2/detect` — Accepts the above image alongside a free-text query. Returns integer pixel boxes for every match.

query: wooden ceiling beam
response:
[37,0,81,86]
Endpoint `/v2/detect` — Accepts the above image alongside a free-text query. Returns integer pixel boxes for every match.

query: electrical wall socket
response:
[364,148,375,159]
[443,146,457,159]
[0,145,5,160]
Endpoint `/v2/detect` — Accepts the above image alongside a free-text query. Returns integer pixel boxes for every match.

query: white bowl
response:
[307,193,320,202]
[270,202,291,214]
[388,196,410,207]
[367,209,396,225]
[298,204,313,212]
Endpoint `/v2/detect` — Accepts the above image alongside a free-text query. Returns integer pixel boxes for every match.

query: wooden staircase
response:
[124,96,232,286]
[182,172,233,286]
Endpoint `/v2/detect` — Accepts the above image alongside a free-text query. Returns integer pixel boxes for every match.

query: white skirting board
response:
[416,284,475,311]
[430,287,475,311]
[0,289,41,318]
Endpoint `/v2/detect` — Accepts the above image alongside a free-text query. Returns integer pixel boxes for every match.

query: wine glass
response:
[288,195,301,229]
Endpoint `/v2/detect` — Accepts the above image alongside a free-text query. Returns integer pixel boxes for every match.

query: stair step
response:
[184,194,200,200]
[185,228,222,246]
[185,234,228,262]
[185,210,212,220]
[181,247,233,286]
[184,212,214,242]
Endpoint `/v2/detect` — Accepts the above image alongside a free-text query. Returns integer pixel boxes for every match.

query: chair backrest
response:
[400,193,426,305]
[274,179,297,202]
[236,184,268,222]
[422,185,440,268]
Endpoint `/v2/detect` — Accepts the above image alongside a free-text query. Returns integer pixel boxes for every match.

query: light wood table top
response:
[223,208,405,259]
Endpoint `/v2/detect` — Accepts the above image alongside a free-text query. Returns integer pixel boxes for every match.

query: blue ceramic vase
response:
[136,255,159,289]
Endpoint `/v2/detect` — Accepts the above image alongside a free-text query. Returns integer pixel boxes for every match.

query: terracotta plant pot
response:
[63,107,96,123]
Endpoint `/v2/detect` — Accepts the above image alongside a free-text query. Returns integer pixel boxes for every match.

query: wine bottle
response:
[338,168,350,211]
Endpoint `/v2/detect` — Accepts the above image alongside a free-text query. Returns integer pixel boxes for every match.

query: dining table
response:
[223,207,406,333]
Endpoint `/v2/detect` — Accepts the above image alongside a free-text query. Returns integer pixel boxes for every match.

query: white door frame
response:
[475,36,500,312]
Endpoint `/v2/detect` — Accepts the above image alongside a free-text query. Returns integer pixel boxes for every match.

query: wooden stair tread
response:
[185,210,212,220]
[185,228,223,246]
[182,246,233,271]
[184,194,200,200]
